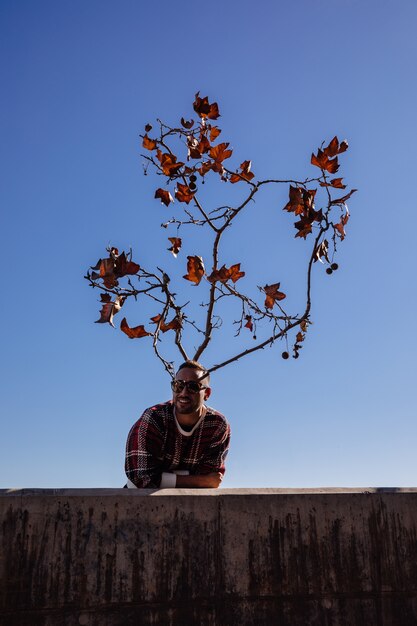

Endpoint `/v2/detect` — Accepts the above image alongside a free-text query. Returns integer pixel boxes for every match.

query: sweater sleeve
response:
[193,419,231,476]
[125,407,165,488]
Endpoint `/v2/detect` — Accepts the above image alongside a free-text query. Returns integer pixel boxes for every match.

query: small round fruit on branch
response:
[282,351,289,360]
[326,268,333,275]
[331,263,339,271]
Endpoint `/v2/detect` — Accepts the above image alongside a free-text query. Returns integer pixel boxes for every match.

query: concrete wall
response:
[1,488,417,625]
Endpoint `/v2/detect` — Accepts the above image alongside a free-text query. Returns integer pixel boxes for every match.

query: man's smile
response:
[178,397,191,404]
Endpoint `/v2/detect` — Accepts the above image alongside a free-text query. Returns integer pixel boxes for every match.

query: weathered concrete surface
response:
[1,488,417,625]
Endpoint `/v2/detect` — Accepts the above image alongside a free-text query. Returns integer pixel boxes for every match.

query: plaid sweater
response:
[125,401,231,488]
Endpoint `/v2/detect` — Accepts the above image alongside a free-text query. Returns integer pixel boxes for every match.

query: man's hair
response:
[177,360,210,385]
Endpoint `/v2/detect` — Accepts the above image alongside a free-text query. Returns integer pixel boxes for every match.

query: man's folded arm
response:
[175,422,231,489]
[175,473,223,488]
[125,410,165,488]
[194,421,231,475]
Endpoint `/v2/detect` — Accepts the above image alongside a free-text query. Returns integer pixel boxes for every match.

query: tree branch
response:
[87,95,355,378]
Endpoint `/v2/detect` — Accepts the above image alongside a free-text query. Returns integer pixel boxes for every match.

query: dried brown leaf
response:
[314,239,330,264]
[157,151,184,177]
[209,142,233,163]
[330,189,357,206]
[320,178,346,189]
[311,149,340,174]
[209,126,221,141]
[175,183,195,204]
[181,117,194,129]
[207,263,245,284]
[263,283,286,309]
[183,255,205,285]
[95,296,124,327]
[155,188,174,206]
[142,135,157,151]
[230,160,255,184]
[244,315,253,332]
[167,237,182,257]
[120,317,151,339]
[193,92,220,120]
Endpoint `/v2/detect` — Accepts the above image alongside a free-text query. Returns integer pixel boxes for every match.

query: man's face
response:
[173,367,211,416]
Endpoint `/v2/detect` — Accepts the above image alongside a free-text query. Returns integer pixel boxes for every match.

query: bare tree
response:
[85,93,356,378]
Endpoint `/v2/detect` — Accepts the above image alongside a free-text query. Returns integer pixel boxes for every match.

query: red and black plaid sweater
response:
[125,401,231,488]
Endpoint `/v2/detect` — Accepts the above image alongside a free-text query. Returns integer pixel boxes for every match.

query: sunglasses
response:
[171,379,208,394]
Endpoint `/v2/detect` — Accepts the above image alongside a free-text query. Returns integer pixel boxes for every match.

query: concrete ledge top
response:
[1,487,417,497]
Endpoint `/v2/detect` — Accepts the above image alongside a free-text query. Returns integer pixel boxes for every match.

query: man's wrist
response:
[176,474,202,488]
[175,473,222,489]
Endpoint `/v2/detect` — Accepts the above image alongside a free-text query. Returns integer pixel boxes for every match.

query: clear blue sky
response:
[1,0,416,488]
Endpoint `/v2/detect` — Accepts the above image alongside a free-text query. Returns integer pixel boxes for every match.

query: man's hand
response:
[176,472,223,489]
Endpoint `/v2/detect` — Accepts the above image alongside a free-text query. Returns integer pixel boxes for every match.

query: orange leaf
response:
[311,149,339,174]
[263,283,286,309]
[209,126,222,141]
[98,258,113,277]
[228,263,245,283]
[157,151,184,177]
[334,207,350,240]
[90,257,118,288]
[319,178,346,189]
[181,117,194,129]
[120,317,151,339]
[330,189,357,206]
[95,296,124,327]
[183,255,205,285]
[115,252,140,278]
[323,136,348,157]
[244,315,253,332]
[197,135,211,154]
[294,218,313,239]
[167,237,182,257]
[313,239,330,264]
[142,135,157,151]
[283,186,316,216]
[175,183,195,204]
[198,161,213,177]
[283,186,303,214]
[193,92,220,120]
[207,263,245,284]
[187,136,202,159]
[230,160,255,184]
[311,150,328,169]
[209,142,233,163]
[163,317,182,332]
[91,249,139,287]
[155,188,174,206]
[151,314,182,333]
[331,178,346,188]
[188,133,211,159]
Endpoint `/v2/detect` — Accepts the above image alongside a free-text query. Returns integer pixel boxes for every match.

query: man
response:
[125,360,231,488]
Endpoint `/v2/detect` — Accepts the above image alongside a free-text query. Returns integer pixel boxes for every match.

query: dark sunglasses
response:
[171,379,208,394]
